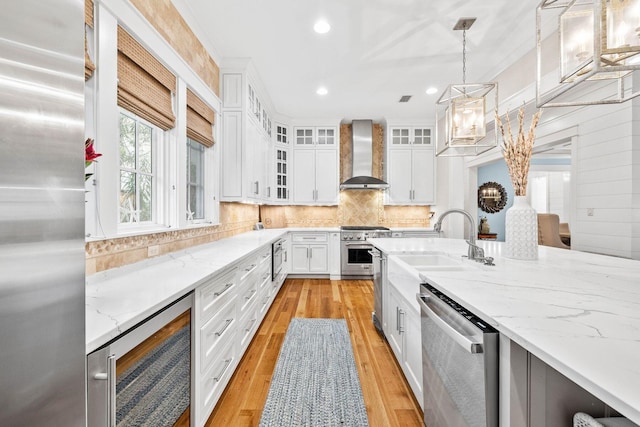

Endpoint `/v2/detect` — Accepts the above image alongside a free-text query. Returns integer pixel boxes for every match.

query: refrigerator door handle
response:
[107,354,116,427]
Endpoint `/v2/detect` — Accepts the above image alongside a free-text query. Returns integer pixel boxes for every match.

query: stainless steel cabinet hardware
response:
[213,358,232,382]
[214,318,233,337]
[213,283,233,297]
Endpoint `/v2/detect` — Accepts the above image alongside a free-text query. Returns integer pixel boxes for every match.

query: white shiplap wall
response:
[569,102,634,258]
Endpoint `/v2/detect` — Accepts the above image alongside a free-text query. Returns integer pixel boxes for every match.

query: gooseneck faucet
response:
[433,209,488,262]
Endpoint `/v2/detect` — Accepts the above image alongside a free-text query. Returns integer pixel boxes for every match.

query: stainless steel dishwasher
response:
[417,282,498,427]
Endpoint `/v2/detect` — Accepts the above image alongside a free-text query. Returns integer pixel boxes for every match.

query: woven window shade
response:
[117,26,176,130]
[85,0,93,28]
[84,0,95,81]
[187,89,215,147]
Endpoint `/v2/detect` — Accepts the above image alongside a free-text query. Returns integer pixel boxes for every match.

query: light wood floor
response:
[205,278,424,427]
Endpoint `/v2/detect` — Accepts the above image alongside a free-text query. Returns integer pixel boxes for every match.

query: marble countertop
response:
[86,229,287,354]
[368,237,640,424]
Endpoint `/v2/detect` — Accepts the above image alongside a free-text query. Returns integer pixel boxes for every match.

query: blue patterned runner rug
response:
[259,318,370,427]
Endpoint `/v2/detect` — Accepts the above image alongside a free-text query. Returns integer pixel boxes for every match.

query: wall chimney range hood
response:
[340,120,389,190]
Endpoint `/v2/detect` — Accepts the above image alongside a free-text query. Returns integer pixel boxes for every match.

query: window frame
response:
[117,108,168,234]
[186,137,206,223]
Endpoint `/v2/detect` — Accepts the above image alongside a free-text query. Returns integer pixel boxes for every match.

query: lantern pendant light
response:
[436,18,498,157]
[537,0,640,107]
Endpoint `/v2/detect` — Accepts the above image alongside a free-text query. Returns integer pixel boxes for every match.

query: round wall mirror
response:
[478,181,508,213]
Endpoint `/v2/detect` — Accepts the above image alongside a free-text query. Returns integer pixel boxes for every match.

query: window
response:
[186,138,205,221]
[119,111,156,224]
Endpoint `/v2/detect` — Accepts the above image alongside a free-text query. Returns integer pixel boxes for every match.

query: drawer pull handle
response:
[245,318,257,332]
[244,264,257,272]
[213,358,232,382]
[214,319,233,337]
[213,283,233,297]
[245,289,256,300]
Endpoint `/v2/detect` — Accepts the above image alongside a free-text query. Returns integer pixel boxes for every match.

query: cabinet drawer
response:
[238,281,259,316]
[291,232,328,243]
[256,261,272,291]
[200,334,237,417]
[198,267,237,323]
[238,309,259,353]
[200,296,237,373]
[238,256,259,283]
[257,247,271,266]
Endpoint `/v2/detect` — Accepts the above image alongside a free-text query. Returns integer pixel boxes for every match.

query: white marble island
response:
[369,237,640,425]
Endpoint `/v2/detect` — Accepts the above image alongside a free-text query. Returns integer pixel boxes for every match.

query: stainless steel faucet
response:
[433,209,491,263]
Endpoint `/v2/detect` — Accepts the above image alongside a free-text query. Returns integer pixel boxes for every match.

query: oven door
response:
[341,242,374,277]
[87,293,193,427]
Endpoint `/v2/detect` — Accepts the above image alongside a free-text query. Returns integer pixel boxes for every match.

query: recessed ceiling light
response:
[316,86,328,95]
[314,20,331,34]
[426,87,438,95]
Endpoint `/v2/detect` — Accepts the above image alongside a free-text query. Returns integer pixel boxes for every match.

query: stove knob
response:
[348,235,353,240]
[356,235,362,240]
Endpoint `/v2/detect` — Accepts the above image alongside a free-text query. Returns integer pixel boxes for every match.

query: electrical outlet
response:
[148,245,160,257]
[587,208,594,217]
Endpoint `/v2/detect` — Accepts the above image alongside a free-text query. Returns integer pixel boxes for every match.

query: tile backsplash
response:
[260,191,431,229]
[85,203,258,274]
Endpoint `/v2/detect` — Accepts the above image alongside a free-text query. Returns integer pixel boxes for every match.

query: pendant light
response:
[537,0,640,107]
[436,18,498,157]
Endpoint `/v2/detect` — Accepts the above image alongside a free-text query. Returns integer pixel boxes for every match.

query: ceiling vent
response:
[399,95,412,103]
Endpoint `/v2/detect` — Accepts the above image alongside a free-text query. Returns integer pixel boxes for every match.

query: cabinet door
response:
[294,127,314,146]
[314,149,338,204]
[221,112,242,199]
[292,150,316,203]
[411,149,435,204]
[390,127,411,146]
[412,127,432,146]
[308,244,328,273]
[290,244,310,273]
[388,149,413,204]
[385,285,404,361]
[403,307,423,405]
[274,147,289,201]
[245,122,259,200]
[316,127,337,146]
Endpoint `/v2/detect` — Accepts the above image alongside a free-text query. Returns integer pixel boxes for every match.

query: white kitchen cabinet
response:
[292,149,338,204]
[290,232,329,274]
[220,63,277,203]
[386,125,435,205]
[194,241,276,426]
[293,126,337,147]
[385,280,423,408]
[389,126,432,146]
[273,123,290,202]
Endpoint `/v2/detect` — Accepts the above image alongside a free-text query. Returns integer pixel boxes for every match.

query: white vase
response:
[505,196,538,260]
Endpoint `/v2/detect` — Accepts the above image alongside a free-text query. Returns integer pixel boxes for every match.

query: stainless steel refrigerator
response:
[0,0,86,426]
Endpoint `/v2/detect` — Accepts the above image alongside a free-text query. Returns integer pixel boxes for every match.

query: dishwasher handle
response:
[417,293,484,354]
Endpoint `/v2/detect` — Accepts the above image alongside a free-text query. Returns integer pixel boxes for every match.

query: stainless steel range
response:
[340,226,391,278]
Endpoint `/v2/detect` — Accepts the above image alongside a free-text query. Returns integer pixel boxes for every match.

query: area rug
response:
[259,318,370,427]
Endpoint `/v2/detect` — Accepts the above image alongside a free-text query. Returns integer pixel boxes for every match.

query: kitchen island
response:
[368,237,640,425]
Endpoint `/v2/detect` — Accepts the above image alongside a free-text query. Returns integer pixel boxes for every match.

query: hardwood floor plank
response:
[205,278,423,427]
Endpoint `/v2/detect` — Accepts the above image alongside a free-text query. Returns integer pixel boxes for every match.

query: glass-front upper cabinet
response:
[390,127,432,146]
[275,147,289,201]
[293,126,337,147]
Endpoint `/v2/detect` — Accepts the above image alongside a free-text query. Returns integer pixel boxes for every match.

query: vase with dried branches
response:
[495,106,542,260]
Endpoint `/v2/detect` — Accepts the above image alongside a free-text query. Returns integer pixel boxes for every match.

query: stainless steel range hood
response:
[340,120,389,190]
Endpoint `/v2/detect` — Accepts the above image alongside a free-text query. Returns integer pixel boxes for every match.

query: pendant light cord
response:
[462,23,467,85]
